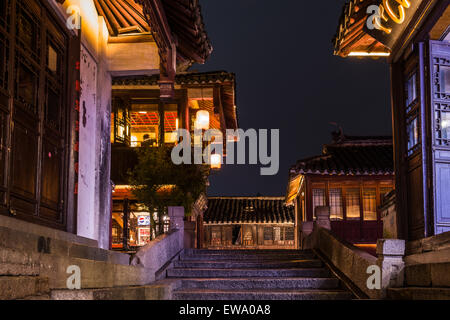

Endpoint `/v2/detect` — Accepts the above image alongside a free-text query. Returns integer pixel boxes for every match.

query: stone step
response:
[191,249,311,255]
[167,268,330,278]
[174,259,323,269]
[387,287,450,300]
[0,276,50,300]
[180,253,316,261]
[173,288,353,300]
[179,277,340,290]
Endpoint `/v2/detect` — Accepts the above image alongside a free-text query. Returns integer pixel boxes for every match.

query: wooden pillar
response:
[123,198,129,251]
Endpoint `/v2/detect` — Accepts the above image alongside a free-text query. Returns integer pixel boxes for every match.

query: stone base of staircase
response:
[51,280,181,300]
[0,276,50,300]
[387,287,450,300]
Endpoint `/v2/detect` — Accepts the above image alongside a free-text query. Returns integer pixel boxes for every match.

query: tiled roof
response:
[94,0,152,36]
[291,135,394,176]
[204,197,295,224]
[137,0,212,66]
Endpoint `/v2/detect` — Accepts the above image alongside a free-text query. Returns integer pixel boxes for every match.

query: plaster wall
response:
[107,41,160,76]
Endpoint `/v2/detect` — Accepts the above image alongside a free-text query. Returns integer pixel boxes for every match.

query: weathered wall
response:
[94,17,112,250]
[56,0,112,249]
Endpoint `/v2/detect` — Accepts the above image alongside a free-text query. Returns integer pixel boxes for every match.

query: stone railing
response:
[131,207,186,282]
[302,206,405,299]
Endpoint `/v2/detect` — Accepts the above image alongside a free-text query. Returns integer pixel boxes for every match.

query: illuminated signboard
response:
[364,0,424,49]
[138,215,151,226]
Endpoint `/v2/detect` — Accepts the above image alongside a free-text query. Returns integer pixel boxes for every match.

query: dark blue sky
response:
[195,0,392,197]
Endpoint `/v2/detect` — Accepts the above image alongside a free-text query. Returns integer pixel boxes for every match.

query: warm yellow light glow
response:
[348,52,390,57]
[131,136,138,147]
[176,118,179,130]
[195,110,210,130]
[383,0,409,24]
[210,154,222,169]
[139,111,147,114]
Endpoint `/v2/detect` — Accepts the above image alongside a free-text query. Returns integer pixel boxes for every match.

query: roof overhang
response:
[334,0,430,58]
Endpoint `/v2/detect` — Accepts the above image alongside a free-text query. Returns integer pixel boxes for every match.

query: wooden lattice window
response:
[312,188,326,218]
[433,54,450,147]
[329,188,343,220]
[345,188,361,220]
[363,188,377,221]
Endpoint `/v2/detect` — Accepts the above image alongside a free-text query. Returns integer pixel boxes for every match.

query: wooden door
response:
[1,0,73,229]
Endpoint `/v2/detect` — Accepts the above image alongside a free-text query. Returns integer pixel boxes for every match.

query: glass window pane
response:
[329,188,343,220]
[346,188,360,220]
[48,45,58,73]
[363,188,377,221]
[407,116,419,155]
[312,189,325,218]
[439,65,450,94]
[441,112,450,140]
[405,72,417,111]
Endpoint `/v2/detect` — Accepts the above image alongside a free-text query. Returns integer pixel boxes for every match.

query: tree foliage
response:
[129,146,208,217]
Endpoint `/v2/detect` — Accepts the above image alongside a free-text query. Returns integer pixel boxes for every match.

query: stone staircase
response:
[165,249,354,300]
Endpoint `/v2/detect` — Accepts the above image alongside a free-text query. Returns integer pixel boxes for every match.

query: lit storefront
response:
[111,186,170,251]
[334,0,449,240]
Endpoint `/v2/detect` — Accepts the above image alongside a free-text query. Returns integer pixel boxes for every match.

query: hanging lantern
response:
[210,154,222,170]
[195,110,210,130]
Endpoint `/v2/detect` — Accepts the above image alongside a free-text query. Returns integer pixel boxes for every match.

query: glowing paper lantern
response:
[195,110,210,130]
[210,154,222,169]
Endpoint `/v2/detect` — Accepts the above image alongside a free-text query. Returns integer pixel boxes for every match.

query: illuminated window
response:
[407,116,419,155]
[329,188,343,220]
[345,189,360,220]
[312,189,325,218]
[129,104,159,148]
[164,107,178,144]
[363,188,377,221]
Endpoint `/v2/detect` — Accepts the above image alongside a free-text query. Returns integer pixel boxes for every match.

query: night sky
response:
[195,0,392,197]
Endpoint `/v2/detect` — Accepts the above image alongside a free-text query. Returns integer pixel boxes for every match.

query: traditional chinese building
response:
[110,71,238,250]
[287,133,395,248]
[334,0,449,242]
[202,197,296,249]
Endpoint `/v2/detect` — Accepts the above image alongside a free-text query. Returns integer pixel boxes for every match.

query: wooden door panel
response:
[40,139,62,208]
[10,122,37,199]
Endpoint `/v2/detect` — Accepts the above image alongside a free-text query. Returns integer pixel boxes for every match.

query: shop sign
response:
[364,0,424,49]
[138,215,151,226]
